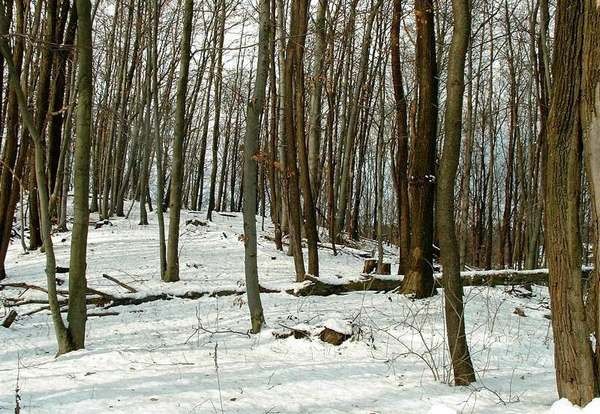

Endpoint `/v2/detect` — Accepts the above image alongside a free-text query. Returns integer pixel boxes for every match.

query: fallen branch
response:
[1,282,111,300]
[87,311,119,317]
[102,274,138,293]
[86,287,113,299]
[22,306,50,316]
[0,282,66,297]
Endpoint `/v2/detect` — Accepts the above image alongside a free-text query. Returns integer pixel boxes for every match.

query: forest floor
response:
[1,204,599,413]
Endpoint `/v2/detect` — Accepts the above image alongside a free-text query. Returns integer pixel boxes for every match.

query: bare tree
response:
[436,0,476,386]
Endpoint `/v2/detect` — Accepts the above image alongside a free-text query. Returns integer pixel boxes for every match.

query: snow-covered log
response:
[288,268,594,297]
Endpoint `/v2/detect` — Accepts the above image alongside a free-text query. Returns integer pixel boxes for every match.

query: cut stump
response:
[2,310,18,328]
[319,327,351,345]
[377,263,391,275]
[363,259,377,274]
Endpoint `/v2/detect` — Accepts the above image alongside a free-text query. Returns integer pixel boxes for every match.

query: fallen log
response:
[2,284,279,312]
[5,296,111,308]
[288,268,594,297]
[288,275,402,297]
[104,285,278,308]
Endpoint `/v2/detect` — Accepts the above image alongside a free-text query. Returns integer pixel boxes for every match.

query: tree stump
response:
[363,259,377,274]
[319,327,351,345]
[377,263,391,275]
[2,310,18,328]
[319,320,352,345]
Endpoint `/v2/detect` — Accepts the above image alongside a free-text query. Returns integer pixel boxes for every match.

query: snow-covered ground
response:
[1,205,598,413]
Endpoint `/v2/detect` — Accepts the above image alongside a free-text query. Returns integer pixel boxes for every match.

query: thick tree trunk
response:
[400,0,438,298]
[545,0,598,404]
[581,0,600,389]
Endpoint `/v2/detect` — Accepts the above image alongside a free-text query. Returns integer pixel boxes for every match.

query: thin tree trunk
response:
[0,6,71,354]
[391,0,410,275]
[152,0,167,280]
[436,0,476,386]
[334,0,381,237]
[307,0,327,200]
[242,0,270,333]
[207,1,226,221]
[165,0,193,283]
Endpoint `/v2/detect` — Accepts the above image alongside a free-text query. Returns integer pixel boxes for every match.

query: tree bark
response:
[242,0,270,333]
[67,0,95,350]
[581,0,600,389]
[545,0,597,404]
[436,0,475,386]
[400,0,438,298]
[165,0,193,283]
[390,0,410,275]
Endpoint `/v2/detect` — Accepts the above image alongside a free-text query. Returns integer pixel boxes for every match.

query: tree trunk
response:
[151,0,167,280]
[282,0,307,281]
[308,0,327,200]
[165,0,193,283]
[67,0,95,350]
[436,0,475,386]
[0,5,71,355]
[391,0,410,275]
[545,0,597,404]
[400,0,438,298]
[242,0,270,333]
[334,0,380,237]
[581,0,600,391]
[206,1,226,221]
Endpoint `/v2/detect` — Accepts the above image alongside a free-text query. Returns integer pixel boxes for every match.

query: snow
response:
[549,398,600,413]
[428,404,457,414]
[322,319,352,335]
[1,204,599,413]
